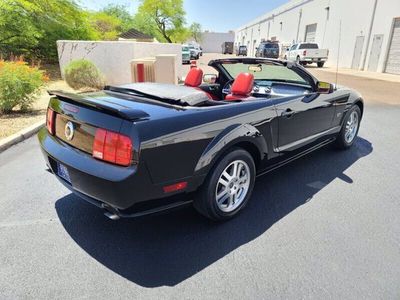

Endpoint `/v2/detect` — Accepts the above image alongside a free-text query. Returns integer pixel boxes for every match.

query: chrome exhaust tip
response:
[102,204,120,220]
[104,211,120,220]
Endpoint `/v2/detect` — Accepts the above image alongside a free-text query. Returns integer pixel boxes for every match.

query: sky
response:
[79,0,288,32]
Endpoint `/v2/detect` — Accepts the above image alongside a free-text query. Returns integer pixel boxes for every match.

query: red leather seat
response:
[225,73,255,101]
[184,67,203,87]
[184,67,219,100]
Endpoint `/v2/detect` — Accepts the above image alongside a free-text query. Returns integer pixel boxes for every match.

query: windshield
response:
[262,43,279,49]
[189,46,194,49]
[299,43,318,49]
[221,62,309,85]
[182,46,189,51]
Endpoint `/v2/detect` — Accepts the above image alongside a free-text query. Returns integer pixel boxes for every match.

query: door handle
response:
[281,108,296,118]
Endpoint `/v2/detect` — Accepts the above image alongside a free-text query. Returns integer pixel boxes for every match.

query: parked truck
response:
[221,42,234,55]
[284,43,329,68]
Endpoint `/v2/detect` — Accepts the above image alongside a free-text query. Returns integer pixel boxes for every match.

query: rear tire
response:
[194,148,256,221]
[334,105,361,150]
[317,62,325,68]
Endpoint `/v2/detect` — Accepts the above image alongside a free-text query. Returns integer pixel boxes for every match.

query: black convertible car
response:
[38,58,363,221]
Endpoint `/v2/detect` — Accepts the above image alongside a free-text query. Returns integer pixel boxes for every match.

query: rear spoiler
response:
[48,90,150,121]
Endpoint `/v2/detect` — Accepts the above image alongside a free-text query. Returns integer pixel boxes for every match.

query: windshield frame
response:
[221,62,311,86]
[208,58,318,91]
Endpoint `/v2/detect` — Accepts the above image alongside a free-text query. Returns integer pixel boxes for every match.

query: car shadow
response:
[55,137,372,287]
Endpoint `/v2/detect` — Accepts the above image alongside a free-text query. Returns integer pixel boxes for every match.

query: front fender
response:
[194,123,267,175]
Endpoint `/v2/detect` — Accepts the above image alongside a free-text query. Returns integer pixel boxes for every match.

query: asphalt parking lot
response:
[1,56,400,298]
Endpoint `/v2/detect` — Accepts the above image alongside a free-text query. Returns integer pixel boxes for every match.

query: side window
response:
[290,44,297,51]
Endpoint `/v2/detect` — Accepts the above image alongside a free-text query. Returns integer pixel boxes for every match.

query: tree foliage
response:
[190,22,203,43]
[136,0,190,43]
[0,0,197,62]
[89,12,122,40]
[131,12,164,41]
[101,4,135,32]
[0,0,95,61]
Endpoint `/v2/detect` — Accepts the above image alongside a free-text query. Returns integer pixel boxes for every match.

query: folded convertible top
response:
[105,82,211,107]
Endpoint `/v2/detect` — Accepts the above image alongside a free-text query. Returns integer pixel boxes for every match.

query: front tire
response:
[194,148,256,221]
[334,105,361,149]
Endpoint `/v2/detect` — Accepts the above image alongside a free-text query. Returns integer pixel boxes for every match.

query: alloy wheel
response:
[215,160,251,213]
[345,111,359,143]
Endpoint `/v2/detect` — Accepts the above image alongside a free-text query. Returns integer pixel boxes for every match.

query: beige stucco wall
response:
[57,40,182,85]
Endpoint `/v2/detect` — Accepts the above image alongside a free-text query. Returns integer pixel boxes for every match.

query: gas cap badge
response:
[65,121,75,141]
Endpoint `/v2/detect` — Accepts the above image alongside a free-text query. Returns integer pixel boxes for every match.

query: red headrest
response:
[231,73,254,96]
[184,67,203,87]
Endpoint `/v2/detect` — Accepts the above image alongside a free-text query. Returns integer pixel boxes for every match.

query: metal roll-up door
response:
[304,24,317,43]
[385,18,400,75]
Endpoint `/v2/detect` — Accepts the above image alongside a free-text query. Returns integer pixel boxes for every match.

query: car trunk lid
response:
[47,88,188,157]
[47,90,151,157]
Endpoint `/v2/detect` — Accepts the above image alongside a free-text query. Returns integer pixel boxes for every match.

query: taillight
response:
[303,50,307,56]
[92,128,132,166]
[46,108,55,135]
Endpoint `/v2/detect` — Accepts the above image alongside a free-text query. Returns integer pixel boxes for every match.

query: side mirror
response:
[317,81,333,94]
[203,74,217,84]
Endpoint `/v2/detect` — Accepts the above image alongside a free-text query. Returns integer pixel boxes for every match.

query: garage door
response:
[385,18,400,75]
[304,24,317,43]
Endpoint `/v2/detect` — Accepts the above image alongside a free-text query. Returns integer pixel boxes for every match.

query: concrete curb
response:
[0,121,45,153]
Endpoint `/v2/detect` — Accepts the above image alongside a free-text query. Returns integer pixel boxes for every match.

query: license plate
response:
[57,162,71,183]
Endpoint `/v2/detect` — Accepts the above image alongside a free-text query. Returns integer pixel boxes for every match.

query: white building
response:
[235,0,400,74]
[200,31,235,53]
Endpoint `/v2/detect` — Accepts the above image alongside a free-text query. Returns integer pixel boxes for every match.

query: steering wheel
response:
[222,79,234,95]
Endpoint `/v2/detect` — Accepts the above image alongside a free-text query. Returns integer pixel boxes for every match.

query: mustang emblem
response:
[64,121,75,141]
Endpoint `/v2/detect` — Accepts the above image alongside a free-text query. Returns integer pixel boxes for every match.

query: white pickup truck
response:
[284,43,329,67]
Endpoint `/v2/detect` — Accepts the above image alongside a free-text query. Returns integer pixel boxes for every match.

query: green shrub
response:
[64,59,105,90]
[0,60,46,114]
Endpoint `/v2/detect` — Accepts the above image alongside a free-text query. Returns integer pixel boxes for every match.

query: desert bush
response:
[0,60,47,113]
[64,59,105,90]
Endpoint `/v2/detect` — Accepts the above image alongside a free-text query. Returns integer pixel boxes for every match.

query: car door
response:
[287,44,297,61]
[273,68,341,152]
[274,93,338,152]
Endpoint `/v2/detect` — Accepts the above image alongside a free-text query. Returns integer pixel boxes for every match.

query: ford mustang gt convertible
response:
[38,58,363,221]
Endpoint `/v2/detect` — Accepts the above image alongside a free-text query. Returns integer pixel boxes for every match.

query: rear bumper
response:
[38,128,204,212]
[302,57,327,62]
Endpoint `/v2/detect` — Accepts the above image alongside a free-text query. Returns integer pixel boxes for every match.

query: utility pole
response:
[296,9,302,42]
[360,0,378,70]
